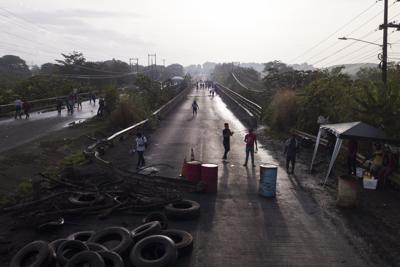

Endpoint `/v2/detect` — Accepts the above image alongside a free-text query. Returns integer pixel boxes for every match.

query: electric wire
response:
[290,1,379,62]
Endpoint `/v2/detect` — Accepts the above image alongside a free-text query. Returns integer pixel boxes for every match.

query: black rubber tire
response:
[49,238,68,256]
[10,240,53,267]
[131,221,162,243]
[68,192,104,206]
[98,251,124,267]
[86,242,109,252]
[56,240,88,267]
[88,226,132,256]
[129,235,177,267]
[160,229,193,256]
[164,200,200,220]
[142,212,168,230]
[65,251,105,267]
[67,230,95,242]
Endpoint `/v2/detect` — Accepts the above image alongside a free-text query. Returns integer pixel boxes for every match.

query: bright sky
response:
[1,0,399,67]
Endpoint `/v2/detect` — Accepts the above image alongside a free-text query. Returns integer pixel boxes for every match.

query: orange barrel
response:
[201,163,218,193]
[186,161,202,183]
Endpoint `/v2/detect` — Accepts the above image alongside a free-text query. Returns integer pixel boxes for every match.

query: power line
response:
[0,7,116,60]
[304,10,385,64]
[312,29,379,66]
[290,1,379,62]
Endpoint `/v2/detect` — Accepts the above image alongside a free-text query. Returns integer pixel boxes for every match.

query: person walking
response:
[284,133,299,174]
[192,100,199,116]
[77,94,82,110]
[97,98,105,116]
[22,100,30,119]
[67,94,74,115]
[243,128,258,167]
[14,98,22,119]
[222,123,234,161]
[91,92,96,105]
[56,98,63,115]
[135,132,147,169]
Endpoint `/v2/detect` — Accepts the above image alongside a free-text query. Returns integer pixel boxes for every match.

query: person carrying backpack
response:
[135,132,147,169]
[284,133,299,174]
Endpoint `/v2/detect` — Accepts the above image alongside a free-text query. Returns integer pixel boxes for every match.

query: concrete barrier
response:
[214,83,261,129]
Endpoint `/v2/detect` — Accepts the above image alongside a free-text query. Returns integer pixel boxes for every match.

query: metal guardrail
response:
[214,82,262,119]
[0,92,93,115]
[85,85,192,165]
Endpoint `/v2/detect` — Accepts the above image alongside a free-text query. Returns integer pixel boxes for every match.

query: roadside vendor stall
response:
[309,121,393,185]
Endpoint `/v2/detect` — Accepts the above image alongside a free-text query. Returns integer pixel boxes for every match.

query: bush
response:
[265,89,298,132]
[104,85,119,112]
[108,94,147,129]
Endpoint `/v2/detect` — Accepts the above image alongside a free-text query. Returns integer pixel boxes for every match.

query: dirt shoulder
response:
[0,118,108,197]
[258,131,400,267]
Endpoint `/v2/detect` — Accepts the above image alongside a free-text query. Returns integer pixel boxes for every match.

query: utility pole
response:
[379,0,400,85]
[163,59,166,67]
[148,54,157,79]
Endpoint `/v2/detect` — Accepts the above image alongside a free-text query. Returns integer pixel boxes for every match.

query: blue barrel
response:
[259,164,278,197]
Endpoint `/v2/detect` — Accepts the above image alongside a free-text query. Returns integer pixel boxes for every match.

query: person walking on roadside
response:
[22,100,30,119]
[243,128,258,167]
[284,133,299,174]
[97,98,105,116]
[77,94,82,110]
[56,98,63,115]
[135,132,147,169]
[91,92,96,105]
[222,123,234,161]
[192,100,199,116]
[14,98,22,119]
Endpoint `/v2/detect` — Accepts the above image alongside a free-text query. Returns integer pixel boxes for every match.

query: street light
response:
[338,37,383,47]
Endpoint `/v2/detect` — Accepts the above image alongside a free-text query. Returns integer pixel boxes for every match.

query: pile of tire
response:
[9,199,200,267]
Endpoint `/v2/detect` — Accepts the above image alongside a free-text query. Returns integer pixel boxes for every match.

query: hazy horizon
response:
[1,0,397,67]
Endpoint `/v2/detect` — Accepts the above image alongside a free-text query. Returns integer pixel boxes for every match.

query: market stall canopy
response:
[320,121,388,142]
[310,121,397,185]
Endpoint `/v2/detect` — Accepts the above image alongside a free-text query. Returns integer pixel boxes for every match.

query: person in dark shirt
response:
[284,133,299,174]
[347,139,358,175]
[222,123,234,161]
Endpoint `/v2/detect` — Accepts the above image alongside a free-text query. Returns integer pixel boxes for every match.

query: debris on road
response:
[1,163,197,226]
[10,213,195,266]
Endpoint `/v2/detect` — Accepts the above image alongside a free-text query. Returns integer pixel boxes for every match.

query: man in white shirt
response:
[15,99,22,119]
[135,132,147,169]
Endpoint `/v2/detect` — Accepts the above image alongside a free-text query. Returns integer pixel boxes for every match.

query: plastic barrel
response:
[259,164,278,197]
[337,175,358,208]
[201,163,218,193]
[186,161,202,183]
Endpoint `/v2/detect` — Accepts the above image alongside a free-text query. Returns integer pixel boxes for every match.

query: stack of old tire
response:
[9,199,200,267]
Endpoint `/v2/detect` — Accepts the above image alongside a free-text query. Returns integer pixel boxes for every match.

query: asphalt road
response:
[107,88,368,266]
[0,101,97,153]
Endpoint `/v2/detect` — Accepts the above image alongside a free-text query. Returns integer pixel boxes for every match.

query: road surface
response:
[107,88,368,266]
[0,101,97,153]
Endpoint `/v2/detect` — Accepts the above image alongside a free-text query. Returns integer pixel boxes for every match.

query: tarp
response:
[320,121,388,141]
[310,121,393,185]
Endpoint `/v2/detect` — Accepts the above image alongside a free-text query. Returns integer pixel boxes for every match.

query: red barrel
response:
[201,163,218,193]
[186,161,202,183]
